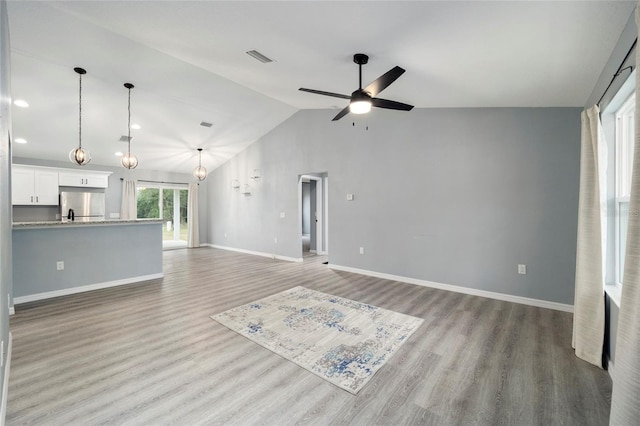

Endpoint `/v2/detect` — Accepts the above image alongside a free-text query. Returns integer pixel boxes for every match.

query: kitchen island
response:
[12,219,164,305]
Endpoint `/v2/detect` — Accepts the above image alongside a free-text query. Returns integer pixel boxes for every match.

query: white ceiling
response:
[7,1,636,173]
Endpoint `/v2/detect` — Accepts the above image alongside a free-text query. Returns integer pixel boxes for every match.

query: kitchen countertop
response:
[13,218,164,229]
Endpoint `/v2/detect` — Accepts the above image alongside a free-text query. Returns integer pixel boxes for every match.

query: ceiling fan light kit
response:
[349,91,372,114]
[299,53,414,121]
[69,67,92,166]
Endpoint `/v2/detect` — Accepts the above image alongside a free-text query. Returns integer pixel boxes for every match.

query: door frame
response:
[298,174,328,256]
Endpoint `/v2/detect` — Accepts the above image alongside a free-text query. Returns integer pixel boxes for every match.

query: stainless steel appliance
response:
[60,191,106,222]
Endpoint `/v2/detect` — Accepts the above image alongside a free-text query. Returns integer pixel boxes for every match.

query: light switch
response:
[347,194,354,201]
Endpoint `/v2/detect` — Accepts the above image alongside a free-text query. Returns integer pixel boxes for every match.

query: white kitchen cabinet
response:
[12,166,59,205]
[58,171,110,188]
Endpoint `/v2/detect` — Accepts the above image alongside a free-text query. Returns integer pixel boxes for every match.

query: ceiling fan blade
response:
[371,97,414,111]
[332,106,351,121]
[363,66,405,97]
[299,88,351,100]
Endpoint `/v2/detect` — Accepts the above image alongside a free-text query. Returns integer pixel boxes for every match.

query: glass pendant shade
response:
[193,166,207,181]
[193,148,207,181]
[69,147,91,165]
[71,67,91,165]
[121,153,138,169]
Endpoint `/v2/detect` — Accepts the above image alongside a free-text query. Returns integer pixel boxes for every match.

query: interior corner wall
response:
[0,0,12,416]
[207,107,581,305]
[585,8,637,110]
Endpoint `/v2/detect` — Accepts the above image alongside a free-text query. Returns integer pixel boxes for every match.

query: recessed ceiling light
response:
[13,99,29,108]
[130,124,141,130]
[14,138,27,144]
[115,151,124,156]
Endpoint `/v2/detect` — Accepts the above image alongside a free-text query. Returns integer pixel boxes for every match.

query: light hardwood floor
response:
[7,248,611,425]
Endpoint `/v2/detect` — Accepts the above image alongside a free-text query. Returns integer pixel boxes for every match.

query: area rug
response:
[210,286,423,394]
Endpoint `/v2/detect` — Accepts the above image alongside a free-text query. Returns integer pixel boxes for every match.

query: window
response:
[137,183,189,249]
[615,92,635,285]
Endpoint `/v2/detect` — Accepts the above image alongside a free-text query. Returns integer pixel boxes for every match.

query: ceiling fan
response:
[299,53,414,121]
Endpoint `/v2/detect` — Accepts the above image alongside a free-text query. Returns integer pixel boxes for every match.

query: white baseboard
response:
[13,273,164,305]
[607,358,615,382]
[206,244,303,263]
[329,264,574,313]
[1,332,12,426]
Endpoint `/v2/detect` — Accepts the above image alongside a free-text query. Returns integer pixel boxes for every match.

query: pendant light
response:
[121,82,138,169]
[69,67,91,165]
[193,148,207,181]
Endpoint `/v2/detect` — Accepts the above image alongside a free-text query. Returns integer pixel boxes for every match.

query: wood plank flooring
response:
[7,248,611,425]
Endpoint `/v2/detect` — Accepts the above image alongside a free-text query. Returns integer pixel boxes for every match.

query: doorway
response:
[299,173,328,259]
[136,183,189,249]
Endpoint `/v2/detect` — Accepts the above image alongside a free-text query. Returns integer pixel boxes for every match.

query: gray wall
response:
[208,107,581,305]
[11,157,209,244]
[13,223,162,298]
[0,0,12,410]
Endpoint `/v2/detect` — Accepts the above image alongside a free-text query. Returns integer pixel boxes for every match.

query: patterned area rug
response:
[211,286,423,394]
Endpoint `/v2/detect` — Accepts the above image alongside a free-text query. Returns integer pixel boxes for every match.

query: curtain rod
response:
[120,178,193,185]
[597,38,637,107]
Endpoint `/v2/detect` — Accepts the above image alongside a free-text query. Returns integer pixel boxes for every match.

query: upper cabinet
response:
[12,165,112,206]
[12,165,59,205]
[58,171,110,188]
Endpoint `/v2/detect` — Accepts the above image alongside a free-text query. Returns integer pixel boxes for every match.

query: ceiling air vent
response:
[200,121,213,128]
[119,135,132,142]
[246,49,273,63]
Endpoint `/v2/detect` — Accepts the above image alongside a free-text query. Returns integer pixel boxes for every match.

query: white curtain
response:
[572,105,607,368]
[609,6,640,423]
[187,182,199,248]
[120,179,137,220]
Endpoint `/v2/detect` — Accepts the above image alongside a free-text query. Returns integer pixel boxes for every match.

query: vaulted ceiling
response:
[7,1,636,173]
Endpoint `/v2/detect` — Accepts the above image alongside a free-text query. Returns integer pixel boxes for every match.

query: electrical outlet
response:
[56,261,64,271]
[347,194,354,201]
[274,237,278,244]
[280,212,285,218]
[359,247,364,255]
[518,264,527,275]
[224,232,227,238]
